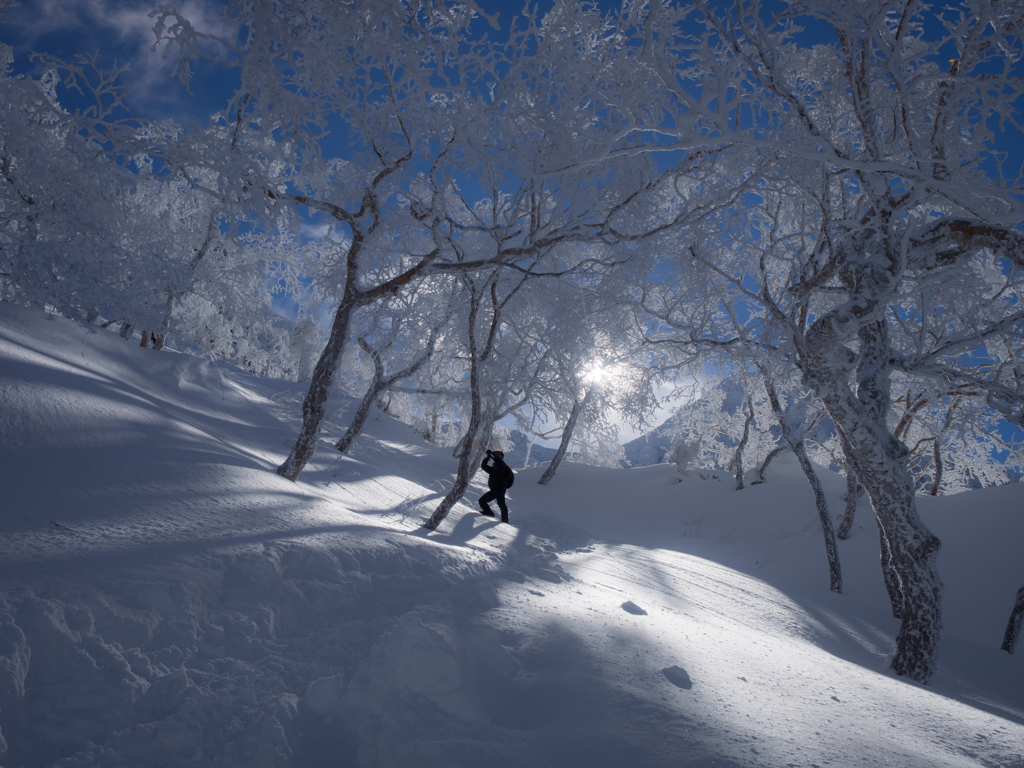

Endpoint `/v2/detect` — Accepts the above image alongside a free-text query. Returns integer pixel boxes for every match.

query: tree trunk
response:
[820,390,941,681]
[523,433,538,469]
[277,298,355,481]
[751,444,786,485]
[878,516,904,619]
[426,431,485,530]
[119,321,133,340]
[730,397,753,490]
[425,280,490,530]
[335,336,435,457]
[930,437,943,496]
[426,414,495,530]
[837,464,861,540]
[538,388,592,486]
[429,410,439,444]
[1001,586,1024,654]
[452,428,472,460]
[759,369,840,593]
[803,297,942,682]
[335,382,383,456]
[792,440,842,593]
[424,275,526,529]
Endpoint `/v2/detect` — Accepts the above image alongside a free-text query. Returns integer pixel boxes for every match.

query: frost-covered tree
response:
[610,0,1024,682]
[0,45,201,332]
[757,362,842,593]
[333,279,453,455]
[146,0,667,483]
[424,270,534,529]
[528,280,632,484]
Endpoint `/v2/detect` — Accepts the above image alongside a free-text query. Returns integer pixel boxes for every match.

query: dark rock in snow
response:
[662,665,692,689]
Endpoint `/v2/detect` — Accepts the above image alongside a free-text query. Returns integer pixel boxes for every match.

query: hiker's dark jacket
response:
[481,457,511,491]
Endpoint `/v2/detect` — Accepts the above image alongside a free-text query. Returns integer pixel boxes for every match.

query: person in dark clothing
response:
[479,450,513,523]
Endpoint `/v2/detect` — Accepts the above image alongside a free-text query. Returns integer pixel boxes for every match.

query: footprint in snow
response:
[662,665,692,690]
[621,600,647,615]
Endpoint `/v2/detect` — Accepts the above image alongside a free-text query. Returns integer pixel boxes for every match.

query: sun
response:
[583,361,622,386]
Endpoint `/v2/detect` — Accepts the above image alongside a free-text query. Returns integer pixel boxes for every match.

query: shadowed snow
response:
[0,303,1022,767]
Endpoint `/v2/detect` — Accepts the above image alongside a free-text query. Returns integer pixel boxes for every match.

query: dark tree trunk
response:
[119,322,133,340]
[813,366,941,682]
[930,399,959,496]
[538,388,593,486]
[793,440,842,593]
[759,368,841,593]
[335,382,383,456]
[1001,586,1024,654]
[837,463,861,540]
[838,424,902,615]
[425,281,490,530]
[930,438,943,496]
[425,276,528,530]
[335,336,435,456]
[751,444,787,485]
[426,429,484,530]
[803,293,941,682]
[878,516,904,619]
[452,429,472,460]
[731,397,754,490]
[277,299,356,481]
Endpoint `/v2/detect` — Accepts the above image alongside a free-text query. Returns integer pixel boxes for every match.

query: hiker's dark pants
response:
[479,489,509,523]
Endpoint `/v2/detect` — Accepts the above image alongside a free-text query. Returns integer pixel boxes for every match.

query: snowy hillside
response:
[1,303,1022,768]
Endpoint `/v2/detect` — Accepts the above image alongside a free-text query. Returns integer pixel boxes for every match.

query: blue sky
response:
[1,0,236,120]
[5,0,1021,446]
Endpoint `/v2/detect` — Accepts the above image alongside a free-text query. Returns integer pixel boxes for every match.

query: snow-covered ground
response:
[1,302,1022,768]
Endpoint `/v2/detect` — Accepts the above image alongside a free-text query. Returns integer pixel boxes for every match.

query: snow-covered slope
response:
[1,303,1022,768]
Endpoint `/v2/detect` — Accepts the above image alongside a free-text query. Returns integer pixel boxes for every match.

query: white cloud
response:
[12,0,228,102]
[299,222,351,247]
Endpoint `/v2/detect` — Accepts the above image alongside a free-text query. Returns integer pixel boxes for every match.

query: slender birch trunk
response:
[802,289,942,681]
[523,434,538,469]
[425,281,488,530]
[277,298,356,480]
[335,381,383,456]
[930,439,944,496]
[1001,586,1024,654]
[877,516,904,619]
[538,388,593,486]
[730,397,753,490]
[818,387,941,681]
[425,275,528,529]
[759,368,841,593]
[793,441,842,593]
[836,463,861,540]
[751,444,787,485]
[336,336,436,456]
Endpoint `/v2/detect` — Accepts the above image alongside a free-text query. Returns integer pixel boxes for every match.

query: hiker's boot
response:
[479,506,495,518]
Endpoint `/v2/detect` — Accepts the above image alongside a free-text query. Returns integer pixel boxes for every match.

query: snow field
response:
[0,302,1022,767]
